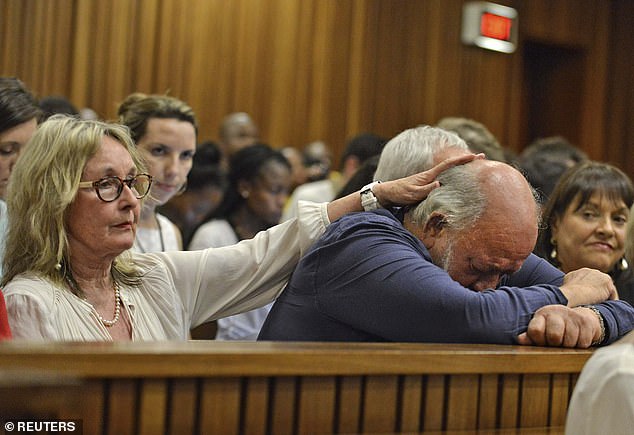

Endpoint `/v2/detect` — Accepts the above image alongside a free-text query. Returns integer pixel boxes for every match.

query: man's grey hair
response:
[410,163,542,231]
[410,164,486,231]
[373,125,469,182]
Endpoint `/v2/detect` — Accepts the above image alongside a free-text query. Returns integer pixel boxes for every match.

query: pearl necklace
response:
[93,282,121,327]
[65,275,121,327]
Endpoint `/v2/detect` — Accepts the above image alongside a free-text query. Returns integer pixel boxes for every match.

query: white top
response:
[189,219,238,251]
[282,179,337,222]
[132,213,180,253]
[189,219,272,340]
[565,331,634,435]
[3,201,329,341]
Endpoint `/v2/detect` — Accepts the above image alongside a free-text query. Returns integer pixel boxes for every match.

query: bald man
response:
[218,112,259,157]
[259,157,634,346]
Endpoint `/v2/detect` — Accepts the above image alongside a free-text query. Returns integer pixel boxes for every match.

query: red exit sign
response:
[462,2,518,53]
[481,12,513,41]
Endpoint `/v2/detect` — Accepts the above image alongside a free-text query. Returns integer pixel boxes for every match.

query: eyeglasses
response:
[78,174,153,202]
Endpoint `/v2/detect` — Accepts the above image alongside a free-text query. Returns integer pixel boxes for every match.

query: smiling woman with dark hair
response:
[536,161,634,304]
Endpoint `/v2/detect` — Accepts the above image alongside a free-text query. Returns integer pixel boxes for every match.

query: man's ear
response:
[420,211,447,248]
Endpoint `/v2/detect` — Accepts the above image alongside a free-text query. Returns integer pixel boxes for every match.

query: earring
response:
[549,238,558,260]
[620,257,629,271]
[241,190,250,199]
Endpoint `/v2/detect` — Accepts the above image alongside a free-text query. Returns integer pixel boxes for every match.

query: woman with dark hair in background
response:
[189,143,292,340]
[536,161,634,304]
[0,77,41,201]
[0,77,41,284]
[117,93,197,252]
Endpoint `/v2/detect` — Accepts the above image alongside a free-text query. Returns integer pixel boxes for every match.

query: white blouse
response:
[132,213,180,252]
[565,331,634,435]
[190,218,271,341]
[3,201,329,341]
[189,219,239,252]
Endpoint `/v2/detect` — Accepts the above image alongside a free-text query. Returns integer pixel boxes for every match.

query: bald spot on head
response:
[472,159,539,252]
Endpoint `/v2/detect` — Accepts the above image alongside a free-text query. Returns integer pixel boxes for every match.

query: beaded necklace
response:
[65,275,122,327]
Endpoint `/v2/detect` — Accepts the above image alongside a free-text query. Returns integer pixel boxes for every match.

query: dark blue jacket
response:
[259,209,634,344]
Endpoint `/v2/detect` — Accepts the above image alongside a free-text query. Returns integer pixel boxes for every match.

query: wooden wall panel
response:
[168,379,198,435]
[336,376,363,433]
[199,377,241,435]
[1,0,23,74]
[138,379,168,435]
[107,379,138,435]
[605,0,634,179]
[362,375,399,432]
[69,0,95,106]
[269,376,297,434]
[1,0,631,171]
[131,0,160,94]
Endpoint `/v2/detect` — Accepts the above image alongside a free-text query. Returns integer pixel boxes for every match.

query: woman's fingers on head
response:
[426,153,483,179]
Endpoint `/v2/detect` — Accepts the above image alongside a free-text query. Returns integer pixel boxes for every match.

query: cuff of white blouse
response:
[296,200,331,256]
[297,200,331,226]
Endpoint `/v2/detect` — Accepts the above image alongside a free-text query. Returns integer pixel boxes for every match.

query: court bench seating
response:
[0,341,592,434]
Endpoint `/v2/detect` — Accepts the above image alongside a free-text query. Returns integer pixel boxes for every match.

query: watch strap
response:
[360,181,381,211]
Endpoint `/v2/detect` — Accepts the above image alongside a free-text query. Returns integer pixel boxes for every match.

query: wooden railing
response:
[0,341,592,434]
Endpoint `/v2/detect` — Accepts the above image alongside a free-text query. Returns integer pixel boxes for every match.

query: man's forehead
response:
[454,221,535,264]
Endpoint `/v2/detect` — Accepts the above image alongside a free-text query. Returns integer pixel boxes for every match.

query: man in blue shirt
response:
[259,127,633,347]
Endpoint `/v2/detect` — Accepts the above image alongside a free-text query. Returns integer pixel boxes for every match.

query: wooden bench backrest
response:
[0,341,592,434]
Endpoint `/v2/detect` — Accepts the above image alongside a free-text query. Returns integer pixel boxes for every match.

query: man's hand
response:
[373,153,484,207]
[516,305,603,348]
[558,268,618,307]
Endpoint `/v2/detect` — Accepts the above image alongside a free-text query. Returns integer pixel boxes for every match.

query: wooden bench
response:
[0,341,592,434]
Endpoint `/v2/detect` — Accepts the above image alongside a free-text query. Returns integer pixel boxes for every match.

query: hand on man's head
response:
[372,152,483,207]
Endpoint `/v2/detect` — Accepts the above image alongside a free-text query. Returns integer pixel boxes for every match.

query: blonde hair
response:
[2,115,146,287]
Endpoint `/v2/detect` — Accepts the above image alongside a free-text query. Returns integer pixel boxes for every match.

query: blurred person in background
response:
[0,77,41,280]
[218,112,259,168]
[39,95,79,120]
[281,146,308,193]
[302,140,333,182]
[284,133,386,221]
[158,140,227,249]
[189,143,292,340]
[0,77,41,200]
[516,135,588,204]
[436,116,506,162]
